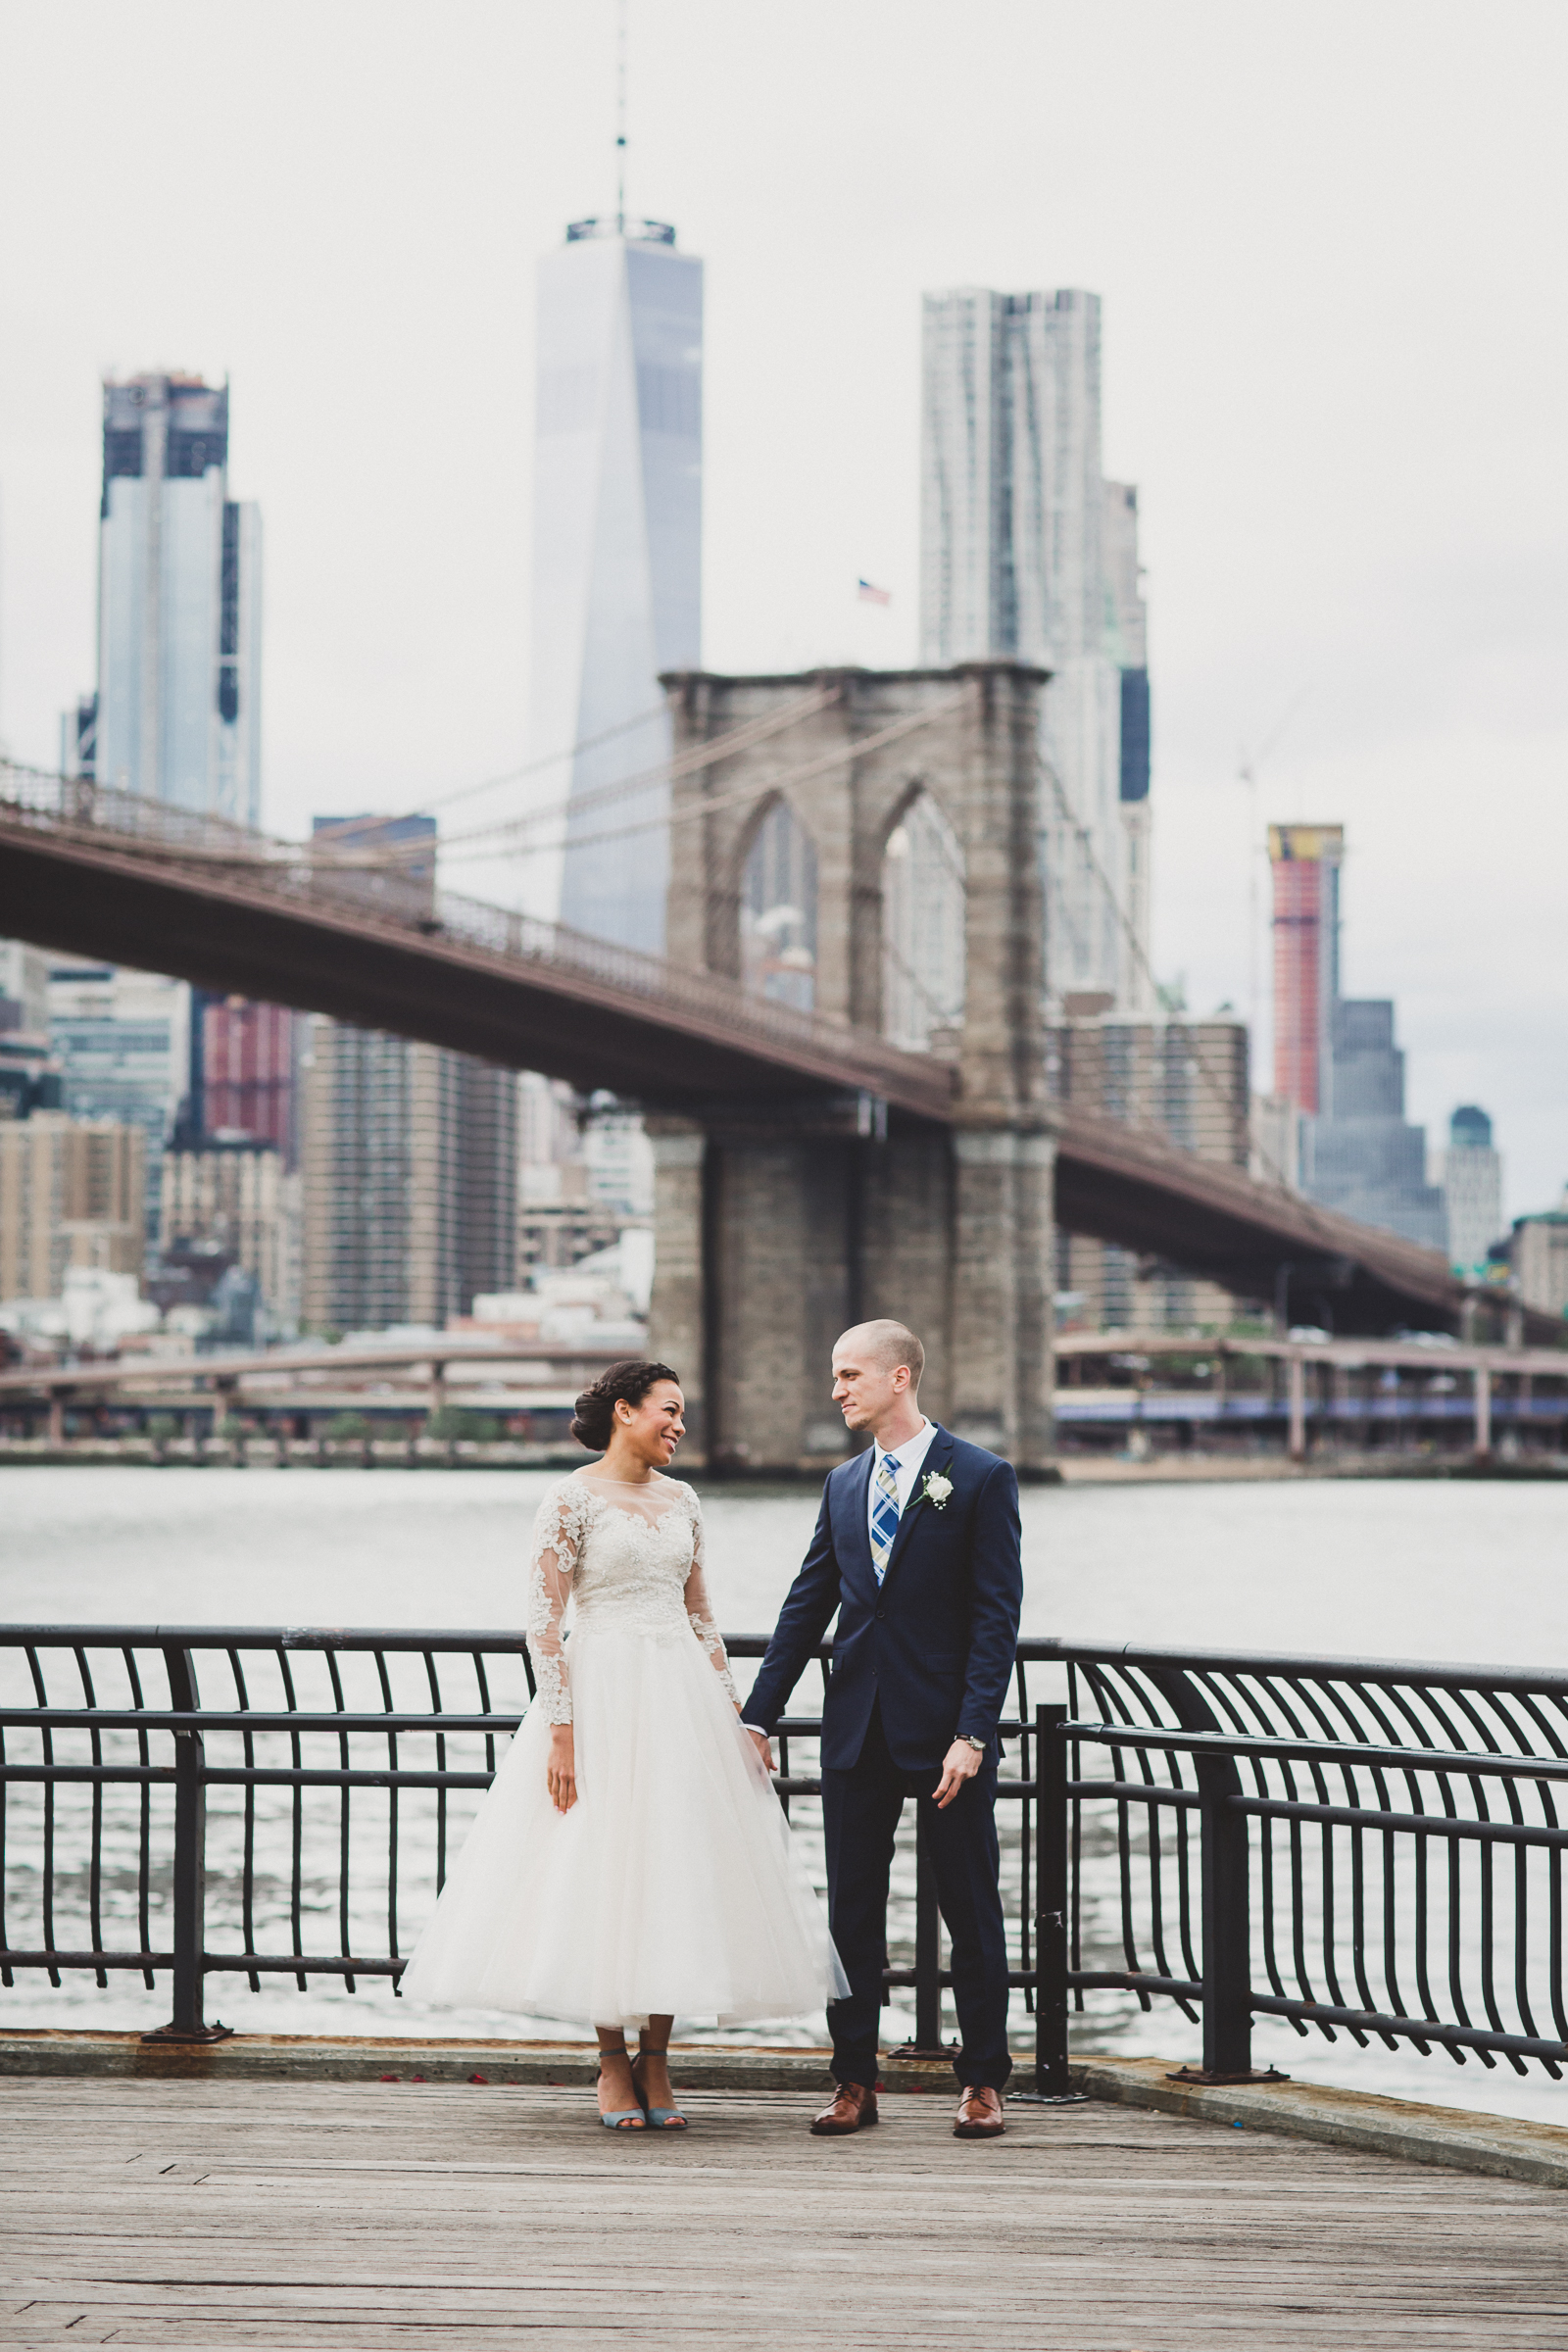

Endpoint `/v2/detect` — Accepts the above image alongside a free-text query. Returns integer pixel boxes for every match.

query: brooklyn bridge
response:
[0,662,1531,1473]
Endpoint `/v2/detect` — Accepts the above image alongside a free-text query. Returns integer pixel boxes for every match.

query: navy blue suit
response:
[745,1426,1023,2090]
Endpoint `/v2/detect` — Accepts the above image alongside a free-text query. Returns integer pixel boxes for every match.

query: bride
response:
[400,1358,845,2130]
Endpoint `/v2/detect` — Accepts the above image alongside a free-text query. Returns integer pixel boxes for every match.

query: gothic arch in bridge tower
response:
[737,795,819,1013]
[879,783,965,1053]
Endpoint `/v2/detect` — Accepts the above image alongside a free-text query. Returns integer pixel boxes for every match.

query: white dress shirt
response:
[868,1417,939,1544]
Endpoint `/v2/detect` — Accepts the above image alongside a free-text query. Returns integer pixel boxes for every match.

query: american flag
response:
[857,578,892,607]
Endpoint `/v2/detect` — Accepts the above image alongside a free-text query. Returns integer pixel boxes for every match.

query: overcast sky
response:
[1,0,1563,1212]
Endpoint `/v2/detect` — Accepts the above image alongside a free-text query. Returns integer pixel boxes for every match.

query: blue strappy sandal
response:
[597,2049,647,2131]
[631,2046,688,2131]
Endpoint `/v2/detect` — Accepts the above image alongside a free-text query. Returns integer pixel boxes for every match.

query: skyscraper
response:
[161,1139,301,1332]
[1309,1000,1446,1250]
[920,286,1145,1007]
[1050,1007,1251,1331]
[527,216,703,954]
[301,1025,516,1334]
[1268,823,1344,1113]
[1269,824,1445,1252]
[1103,480,1152,1015]
[0,944,49,1036]
[1437,1105,1504,1276]
[90,372,262,823]
[193,997,300,1163]
[299,817,516,1333]
[0,1114,146,1300]
[47,962,191,1246]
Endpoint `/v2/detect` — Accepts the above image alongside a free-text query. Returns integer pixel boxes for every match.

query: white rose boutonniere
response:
[920,1470,954,1510]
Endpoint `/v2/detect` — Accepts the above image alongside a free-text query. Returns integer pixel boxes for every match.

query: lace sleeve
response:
[681,1489,740,1706]
[526,1482,592,1724]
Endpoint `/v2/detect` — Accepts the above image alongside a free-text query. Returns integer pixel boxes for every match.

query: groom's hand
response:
[747,1726,776,1774]
[933,1740,982,1809]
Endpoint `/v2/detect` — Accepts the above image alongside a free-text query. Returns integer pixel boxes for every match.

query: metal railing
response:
[3,1626,1566,2091]
[0,1625,1068,2083]
[1048,1638,1568,2082]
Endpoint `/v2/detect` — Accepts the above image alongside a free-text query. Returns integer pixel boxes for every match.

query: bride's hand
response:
[546,1726,577,1813]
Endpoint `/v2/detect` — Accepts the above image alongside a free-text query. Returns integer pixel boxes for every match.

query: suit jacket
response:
[743,1425,1023,1773]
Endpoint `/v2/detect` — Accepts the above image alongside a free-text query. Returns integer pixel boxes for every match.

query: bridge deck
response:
[2,2077,1563,2348]
[4,773,1540,1338]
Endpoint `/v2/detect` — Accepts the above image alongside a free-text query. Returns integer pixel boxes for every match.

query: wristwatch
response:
[958,1735,987,1754]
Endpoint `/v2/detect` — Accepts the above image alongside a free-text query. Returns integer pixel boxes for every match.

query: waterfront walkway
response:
[2,2075,1565,2348]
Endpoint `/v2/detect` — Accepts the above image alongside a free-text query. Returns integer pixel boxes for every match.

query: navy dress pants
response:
[821,1700,1012,2092]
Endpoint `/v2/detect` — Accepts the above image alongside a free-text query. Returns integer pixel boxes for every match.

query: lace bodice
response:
[525,1474,739,1725]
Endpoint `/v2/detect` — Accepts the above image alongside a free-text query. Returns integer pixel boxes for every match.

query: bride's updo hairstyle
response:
[570,1359,680,1453]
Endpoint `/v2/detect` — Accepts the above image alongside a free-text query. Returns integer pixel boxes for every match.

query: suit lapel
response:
[877,1428,956,1594]
[841,1446,878,1595]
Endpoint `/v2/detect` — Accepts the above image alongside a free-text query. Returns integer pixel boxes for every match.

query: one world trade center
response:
[526,213,703,956]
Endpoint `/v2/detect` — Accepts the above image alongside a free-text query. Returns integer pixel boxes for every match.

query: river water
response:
[4,1464,1567,2125]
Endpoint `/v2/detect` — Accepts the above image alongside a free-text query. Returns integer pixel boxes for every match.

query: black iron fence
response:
[1053,1638,1568,2082]
[3,1627,1566,2092]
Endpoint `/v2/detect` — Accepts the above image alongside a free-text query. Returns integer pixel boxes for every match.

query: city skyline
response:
[0,3,1562,1213]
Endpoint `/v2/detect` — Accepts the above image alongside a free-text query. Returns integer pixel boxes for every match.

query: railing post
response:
[1196,1751,1252,2078]
[912,1805,943,2052]
[1034,1701,1071,2094]
[1149,1664,1275,2083]
[142,1647,230,2044]
[1287,1351,1306,1461]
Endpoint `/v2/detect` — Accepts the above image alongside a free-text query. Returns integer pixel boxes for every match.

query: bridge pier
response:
[646,1121,710,1453]
[649,1112,1056,1477]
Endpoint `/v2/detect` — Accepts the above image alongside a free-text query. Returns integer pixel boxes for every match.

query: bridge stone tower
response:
[647,662,1057,1476]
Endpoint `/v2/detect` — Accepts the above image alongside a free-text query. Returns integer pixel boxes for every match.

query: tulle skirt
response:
[399,1624,847,2032]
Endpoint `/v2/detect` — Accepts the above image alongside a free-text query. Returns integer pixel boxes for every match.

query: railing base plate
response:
[1165,2065,1290,2086]
[140,2021,236,2045]
[1012,2088,1091,2105]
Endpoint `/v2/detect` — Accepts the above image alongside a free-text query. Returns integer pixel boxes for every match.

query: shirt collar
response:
[875,1417,931,1470]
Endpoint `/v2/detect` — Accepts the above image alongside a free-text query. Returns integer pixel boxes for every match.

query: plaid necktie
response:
[870,1449,901,1584]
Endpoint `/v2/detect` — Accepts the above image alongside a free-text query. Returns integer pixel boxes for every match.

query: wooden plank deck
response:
[2,2076,1566,2349]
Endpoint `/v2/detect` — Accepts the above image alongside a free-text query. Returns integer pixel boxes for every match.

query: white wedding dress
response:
[400,1470,845,2031]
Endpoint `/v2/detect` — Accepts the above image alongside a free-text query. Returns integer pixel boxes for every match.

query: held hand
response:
[932,1739,982,1810]
[546,1725,577,1813]
[747,1725,776,1775]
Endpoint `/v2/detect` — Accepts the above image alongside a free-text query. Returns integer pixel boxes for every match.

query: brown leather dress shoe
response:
[954,2084,1005,2137]
[810,2082,879,2135]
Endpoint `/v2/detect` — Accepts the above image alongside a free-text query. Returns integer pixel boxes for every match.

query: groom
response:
[744,1320,1022,2140]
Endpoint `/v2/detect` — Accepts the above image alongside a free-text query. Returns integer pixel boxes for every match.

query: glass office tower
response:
[526,218,703,955]
[93,372,262,825]
[920,288,1142,1010]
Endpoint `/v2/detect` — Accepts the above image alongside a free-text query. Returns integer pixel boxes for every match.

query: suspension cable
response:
[316,685,847,865]
[315,702,671,836]
[338,686,975,870]
[1038,756,1296,1198]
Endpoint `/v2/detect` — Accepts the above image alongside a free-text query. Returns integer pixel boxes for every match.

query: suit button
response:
[874,1606,886,1621]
